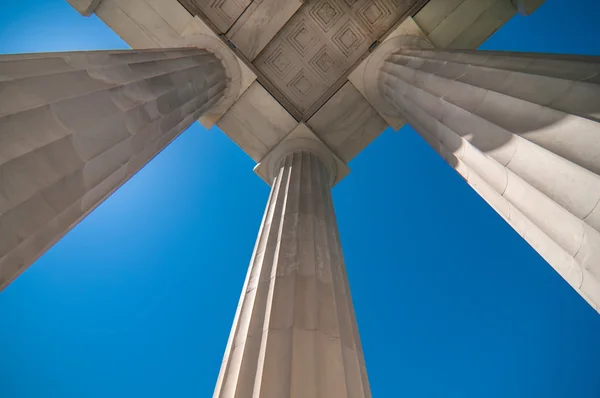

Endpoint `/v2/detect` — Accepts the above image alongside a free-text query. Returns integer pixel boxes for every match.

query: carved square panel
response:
[332,20,366,57]
[309,1,344,32]
[356,1,392,33]
[265,45,295,79]
[286,19,320,57]
[288,69,314,99]
[309,45,339,80]
[214,0,241,20]
[254,0,423,118]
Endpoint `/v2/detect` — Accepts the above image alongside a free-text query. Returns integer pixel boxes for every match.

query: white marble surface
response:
[227,0,303,61]
[254,123,350,188]
[217,82,297,161]
[307,82,387,162]
[93,1,256,128]
[0,48,227,291]
[216,149,370,398]
[348,17,427,130]
[380,46,600,312]
[413,0,517,49]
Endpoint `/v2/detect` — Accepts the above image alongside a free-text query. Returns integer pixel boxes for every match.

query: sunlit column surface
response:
[0,48,227,290]
[379,45,600,311]
[215,150,371,398]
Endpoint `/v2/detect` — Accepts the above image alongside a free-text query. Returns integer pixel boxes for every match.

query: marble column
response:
[378,45,600,311]
[0,47,227,289]
[214,149,371,398]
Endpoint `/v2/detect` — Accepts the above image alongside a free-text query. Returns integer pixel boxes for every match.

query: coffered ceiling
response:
[85,0,530,176]
[179,0,426,120]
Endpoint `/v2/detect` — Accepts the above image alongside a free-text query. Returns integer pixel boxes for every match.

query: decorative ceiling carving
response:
[179,0,424,119]
[254,0,423,117]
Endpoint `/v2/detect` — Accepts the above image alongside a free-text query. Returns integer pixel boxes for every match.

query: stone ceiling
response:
[86,0,522,181]
[179,0,425,120]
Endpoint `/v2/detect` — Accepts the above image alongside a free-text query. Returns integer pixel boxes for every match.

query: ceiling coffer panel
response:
[178,0,252,33]
[254,0,423,118]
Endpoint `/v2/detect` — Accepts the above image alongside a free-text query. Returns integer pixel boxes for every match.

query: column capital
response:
[254,123,349,188]
[183,30,242,129]
[363,35,432,128]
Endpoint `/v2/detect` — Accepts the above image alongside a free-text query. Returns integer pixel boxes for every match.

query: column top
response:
[254,123,349,188]
[183,22,244,129]
[362,35,433,125]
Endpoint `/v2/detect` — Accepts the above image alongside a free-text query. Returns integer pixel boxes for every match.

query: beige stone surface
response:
[227,0,303,61]
[96,0,191,47]
[0,48,227,291]
[181,16,256,97]
[413,0,517,49]
[215,149,370,398]
[348,17,428,130]
[350,0,545,130]
[253,0,423,117]
[93,1,256,128]
[178,0,251,34]
[181,17,257,128]
[254,123,350,187]
[217,81,297,161]
[308,82,387,162]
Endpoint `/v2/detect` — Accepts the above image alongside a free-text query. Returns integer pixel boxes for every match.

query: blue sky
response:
[1,0,600,397]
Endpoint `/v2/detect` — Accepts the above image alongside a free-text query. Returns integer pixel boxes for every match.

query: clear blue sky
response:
[1,0,600,397]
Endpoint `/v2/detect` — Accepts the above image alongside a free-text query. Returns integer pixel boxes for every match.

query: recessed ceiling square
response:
[254,0,422,118]
[310,1,344,32]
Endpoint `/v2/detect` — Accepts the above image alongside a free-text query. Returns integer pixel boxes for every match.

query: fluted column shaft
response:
[0,47,227,289]
[214,150,371,398]
[379,47,600,310]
